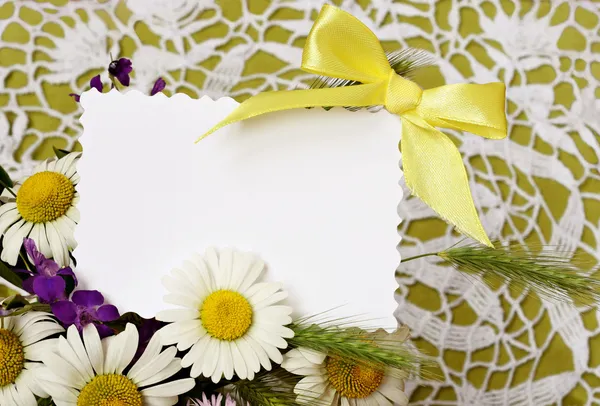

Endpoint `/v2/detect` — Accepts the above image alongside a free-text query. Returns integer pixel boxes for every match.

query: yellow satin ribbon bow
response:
[198,5,507,247]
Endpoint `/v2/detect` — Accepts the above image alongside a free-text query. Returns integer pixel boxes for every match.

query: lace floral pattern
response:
[0,0,599,404]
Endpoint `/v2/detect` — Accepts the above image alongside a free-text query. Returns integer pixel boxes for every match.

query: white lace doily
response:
[0,1,599,404]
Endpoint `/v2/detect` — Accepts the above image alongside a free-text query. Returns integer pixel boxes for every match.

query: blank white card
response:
[76,89,401,328]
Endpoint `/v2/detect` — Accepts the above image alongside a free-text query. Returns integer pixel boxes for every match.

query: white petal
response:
[82,324,104,375]
[211,359,223,384]
[298,347,327,365]
[256,322,294,339]
[58,153,80,177]
[18,368,45,398]
[230,341,247,380]
[13,312,54,335]
[254,291,289,310]
[34,223,52,258]
[182,334,211,370]
[164,269,201,298]
[255,305,293,326]
[45,221,69,266]
[249,332,283,364]
[163,293,201,309]
[13,379,36,406]
[102,335,120,374]
[218,247,234,289]
[378,377,408,404]
[20,323,64,346]
[0,205,20,234]
[115,324,139,374]
[245,335,272,371]
[0,388,10,406]
[180,260,209,294]
[64,325,95,382]
[65,206,79,223]
[237,337,260,376]
[200,338,220,378]
[282,350,323,376]
[219,341,234,380]
[36,369,79,401]
[40,352,86,389]
[190,253,215,291]
[128,346,177,385]
[177,326,207,351]
[249,325,288,349]
[1,220,33,265]
[0,201,17,217]
[238,257,265,293]
[143,395,179,406]
[140,378,196,397]
[295,375,328,398]
[136,359,181,387]
[227,251,250,291]
[46,159,57,172]
[156,308,199,323]
[53,218,77,250]
[246,282,282,305]
[158,320,203,349]
[56,336,95,384]
[24,339,58,362]
[128,331,162,378]
[371,391,393,406]
[203,247,222,287]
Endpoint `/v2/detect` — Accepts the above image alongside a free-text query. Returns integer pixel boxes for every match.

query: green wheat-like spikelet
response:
[224,367,320,406]
[308,48,433,112]
[288,322,433,378]
[437,244,600,303]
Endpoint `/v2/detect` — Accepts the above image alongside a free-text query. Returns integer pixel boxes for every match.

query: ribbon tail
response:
[196,82,386,142]
[401,114,493,247]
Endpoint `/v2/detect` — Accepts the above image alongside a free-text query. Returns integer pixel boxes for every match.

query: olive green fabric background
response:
[0,1,599,405]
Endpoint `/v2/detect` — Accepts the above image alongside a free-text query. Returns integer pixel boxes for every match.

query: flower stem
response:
[19,252,31,272]
[109,75,120,91]
[400,252,439,263]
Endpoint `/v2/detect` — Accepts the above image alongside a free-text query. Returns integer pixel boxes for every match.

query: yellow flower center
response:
[200,290,253,341]
[77,374,142,406]
[16,171,75,223]
[325,356,384,399]
[0,329,25,387]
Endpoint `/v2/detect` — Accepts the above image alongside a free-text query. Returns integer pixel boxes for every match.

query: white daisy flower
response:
[157,247,294,383]
[282,328,410,406]
[0,311,64,406]
[38,323,195,406]
[0,152,81,266]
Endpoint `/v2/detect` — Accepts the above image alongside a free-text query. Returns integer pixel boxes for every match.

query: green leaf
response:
[106,311,145,333]
[53,146,71,158]
[2,294,29,309]
[0,260,23,288]
[37,396,56,405]
[0,164,13,194]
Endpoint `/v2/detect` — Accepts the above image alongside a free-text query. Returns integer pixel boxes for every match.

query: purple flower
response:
[188,393,238,406]
[90,75,103,92]
[69,75,104,103]
[16,238,77,303]
[108,58,132,86]
[150,77,166,96]
[51,290,119,338]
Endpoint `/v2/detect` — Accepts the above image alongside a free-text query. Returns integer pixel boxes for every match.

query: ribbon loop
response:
[385,73,422,115]
[197,5,508,248]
